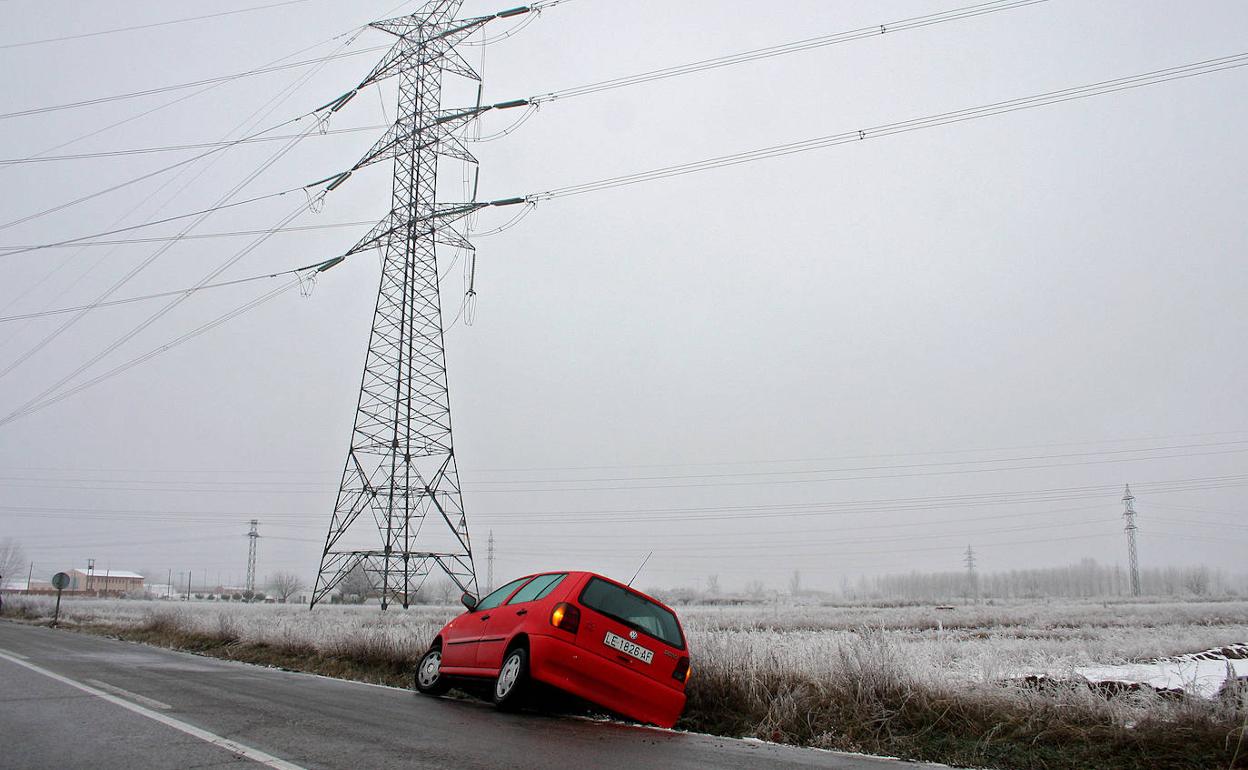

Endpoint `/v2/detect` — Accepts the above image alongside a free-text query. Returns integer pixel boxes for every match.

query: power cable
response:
[0,258,339,324]
[463,439,1248,486]
[0,114,313,233]
[0,277,305,426]
[0,32,361,382]
[2,25,363,168]
[0,0,316,51]
[532,53,1248,201]
[532,0,1047,104]
[9,50,1245,257]
[0,0,1039,146]
[0,192,323,425]
[0,189,310,257]
[0,45,391,122]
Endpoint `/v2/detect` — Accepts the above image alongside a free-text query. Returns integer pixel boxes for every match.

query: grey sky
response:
[0,0,1245,594]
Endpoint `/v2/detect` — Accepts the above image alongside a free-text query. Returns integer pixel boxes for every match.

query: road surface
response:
[0,621,944,769]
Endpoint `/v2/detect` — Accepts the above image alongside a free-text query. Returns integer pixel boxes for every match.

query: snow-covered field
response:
[9,595,1247,697]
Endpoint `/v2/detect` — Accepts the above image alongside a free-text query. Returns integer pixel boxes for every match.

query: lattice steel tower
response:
[246,519,259,596]
[1122,484,1140,596]
[311,0,516,609]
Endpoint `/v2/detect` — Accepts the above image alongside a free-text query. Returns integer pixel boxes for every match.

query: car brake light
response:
[550,602,580,633]
[672,656,690,683]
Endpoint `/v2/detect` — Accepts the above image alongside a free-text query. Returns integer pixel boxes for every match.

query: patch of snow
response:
[1076,658,1248,698]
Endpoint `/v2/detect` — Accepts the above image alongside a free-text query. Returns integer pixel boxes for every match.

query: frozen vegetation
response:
[4,595,1246,769]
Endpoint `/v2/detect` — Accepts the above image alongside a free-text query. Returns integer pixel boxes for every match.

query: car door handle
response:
[515,609,528,616]
[480,614,490,621]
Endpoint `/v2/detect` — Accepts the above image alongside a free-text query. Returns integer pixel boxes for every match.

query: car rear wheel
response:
[493,647,529,709]
[414,647,450,696]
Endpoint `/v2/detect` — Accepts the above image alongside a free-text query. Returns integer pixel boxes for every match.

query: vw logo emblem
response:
[628,630,638,640]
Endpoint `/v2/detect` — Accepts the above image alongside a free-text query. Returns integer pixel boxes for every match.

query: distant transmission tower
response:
[487,530,495,594]
[246,519,259,597]
[1122,484,1140,596]
[312,0,530,609]
[964,544,978,603]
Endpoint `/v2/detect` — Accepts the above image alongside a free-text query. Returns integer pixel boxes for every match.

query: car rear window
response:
[579,577,684,649]
[506,573,565,604]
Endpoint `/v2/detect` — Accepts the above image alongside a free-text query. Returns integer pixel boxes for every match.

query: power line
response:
[0,0,1039,142]
[0,277,304,426]
[8,49,1246,258]
[0,123,389,166]
[532,0,1047,104]
[0,189,307,257]
[3,24,363,167]
[532,52,1248,201]
[0,32,361,386]
[0,217,368,256]
[0,0,316,51]
[0,257,340,324]
[0,45,389,122]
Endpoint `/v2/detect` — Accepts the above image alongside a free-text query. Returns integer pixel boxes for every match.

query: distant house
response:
[68,569,144,596]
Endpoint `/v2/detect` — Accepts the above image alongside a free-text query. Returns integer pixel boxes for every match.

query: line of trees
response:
[839,559,1246,602]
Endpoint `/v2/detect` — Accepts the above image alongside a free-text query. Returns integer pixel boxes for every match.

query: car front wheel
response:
[414,647,450,696]
[493,647,529,709]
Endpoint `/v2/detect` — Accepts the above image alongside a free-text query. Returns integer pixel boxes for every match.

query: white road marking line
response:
[0,646,30,660]
[85,678,173,710]
[0,650,306,770]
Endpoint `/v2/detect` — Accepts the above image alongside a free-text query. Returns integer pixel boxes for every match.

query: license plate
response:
[603,631,653,664]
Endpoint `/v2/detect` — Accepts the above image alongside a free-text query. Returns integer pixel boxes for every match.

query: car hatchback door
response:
[574,576,687,686]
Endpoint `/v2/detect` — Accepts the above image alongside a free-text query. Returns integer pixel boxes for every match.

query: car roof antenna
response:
[627,552,653,587]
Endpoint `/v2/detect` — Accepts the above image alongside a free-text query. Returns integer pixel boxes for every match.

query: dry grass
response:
[4,596,1246,768]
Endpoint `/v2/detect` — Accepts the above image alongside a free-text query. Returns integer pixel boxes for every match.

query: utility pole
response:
[167,568,172,599]
[312,0,531,609]
[87,557,95,593]
[964,544,978,603]
[1122,484,1140,596]
[486,530,495,594]
[246,520,259,598]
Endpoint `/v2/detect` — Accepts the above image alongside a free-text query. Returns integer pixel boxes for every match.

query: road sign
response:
[51,571,70,626]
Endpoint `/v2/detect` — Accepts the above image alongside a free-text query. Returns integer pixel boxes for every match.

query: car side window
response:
[475,577,531,611]
[505,573,566,605]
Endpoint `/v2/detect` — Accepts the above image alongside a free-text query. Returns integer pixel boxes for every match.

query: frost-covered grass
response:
[4,595,1246,769]
[678,599,1248,687]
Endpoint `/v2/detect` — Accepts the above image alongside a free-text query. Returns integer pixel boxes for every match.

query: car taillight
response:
[672,656,690,683]
[550,602,580,633]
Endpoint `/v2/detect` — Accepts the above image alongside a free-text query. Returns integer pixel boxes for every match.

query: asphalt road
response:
[0,621,945,769]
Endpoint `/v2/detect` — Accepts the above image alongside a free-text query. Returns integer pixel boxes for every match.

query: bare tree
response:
[705,574,720,597]
[0,538,27,585]
[338,564,373,603]
[268,572,305,603]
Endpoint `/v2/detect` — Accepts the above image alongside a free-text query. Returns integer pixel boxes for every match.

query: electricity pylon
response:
[311,0,526,609]
[246,519,259,596]
[1122,484,1140,596]
[963,544,977,603]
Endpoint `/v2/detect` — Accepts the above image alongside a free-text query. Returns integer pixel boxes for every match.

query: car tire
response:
[493,646,529,710]
[414,646,450,696]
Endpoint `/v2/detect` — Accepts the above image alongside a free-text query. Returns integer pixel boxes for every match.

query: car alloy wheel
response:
[414,647,450,695]
[493,647,529,708]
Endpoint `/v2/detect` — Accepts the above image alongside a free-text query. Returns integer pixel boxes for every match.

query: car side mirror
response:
[460,593,478,611]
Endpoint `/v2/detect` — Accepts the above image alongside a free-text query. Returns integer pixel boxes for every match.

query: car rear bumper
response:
[527,633,686,728]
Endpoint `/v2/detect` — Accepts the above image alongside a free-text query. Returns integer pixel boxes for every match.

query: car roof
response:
[533,571,681,616]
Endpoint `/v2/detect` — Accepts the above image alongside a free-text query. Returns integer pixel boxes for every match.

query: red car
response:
[414,571,691,728]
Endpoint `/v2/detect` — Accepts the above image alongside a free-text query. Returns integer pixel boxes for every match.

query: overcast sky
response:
[0,0,1245,595]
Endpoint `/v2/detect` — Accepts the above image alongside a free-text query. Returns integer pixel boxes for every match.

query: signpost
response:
[51,571,70,626]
